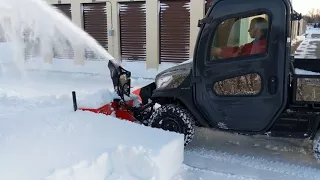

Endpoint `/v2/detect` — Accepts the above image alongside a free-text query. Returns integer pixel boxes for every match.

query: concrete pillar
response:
[70,0,83,28]
[108,0,121,62]
[146,0,159,69]
[70,0,85,65]
[189,0,205,59]
[106,1,115,57]
[43,0,58,63]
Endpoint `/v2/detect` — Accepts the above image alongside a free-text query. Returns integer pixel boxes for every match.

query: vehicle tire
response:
[313,131,320,162]
[148,103,196,146]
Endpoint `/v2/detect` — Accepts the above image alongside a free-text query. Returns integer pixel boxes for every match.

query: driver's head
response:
[248,17,268,39]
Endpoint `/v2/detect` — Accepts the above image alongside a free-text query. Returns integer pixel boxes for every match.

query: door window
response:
[209,13,270,96]
[210,13,270,60]
[214,72,262,96]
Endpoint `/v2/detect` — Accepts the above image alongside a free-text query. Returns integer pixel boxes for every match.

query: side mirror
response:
[291,13,302,21]
[197,17,213,27]
[197,19,201,27]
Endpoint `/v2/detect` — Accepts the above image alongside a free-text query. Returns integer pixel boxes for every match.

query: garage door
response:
[119,2,146,61]
[205,0,214,14]
[51,4,73,59]
[52,4,72,18]
[159,0,190,63]
[82,2,108,60]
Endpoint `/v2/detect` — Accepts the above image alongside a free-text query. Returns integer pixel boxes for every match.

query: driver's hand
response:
[234,45,245,56]
[212,47,222,56]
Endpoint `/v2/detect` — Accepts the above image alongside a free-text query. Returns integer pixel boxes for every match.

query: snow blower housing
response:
[73,0,320,162]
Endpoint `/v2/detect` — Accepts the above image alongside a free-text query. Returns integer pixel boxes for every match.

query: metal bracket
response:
[108,29,114,36]
[197,17,213,27]
[291,13,302,21]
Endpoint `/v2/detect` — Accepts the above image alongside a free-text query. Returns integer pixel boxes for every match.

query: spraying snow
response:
[0,0,118,76]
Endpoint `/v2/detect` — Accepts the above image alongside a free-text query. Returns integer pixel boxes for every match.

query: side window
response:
[213,73,262,96]
[210,13,270,60]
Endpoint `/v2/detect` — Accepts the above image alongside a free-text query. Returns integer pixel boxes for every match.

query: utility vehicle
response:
[73,0,320,161]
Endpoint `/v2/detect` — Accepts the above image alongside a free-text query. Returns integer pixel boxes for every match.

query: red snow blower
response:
[72,61,155,125]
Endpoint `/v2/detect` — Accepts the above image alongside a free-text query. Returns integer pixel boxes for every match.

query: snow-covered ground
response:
[1,3,320,179]
[0,68,189,180]
[294,26,320,59]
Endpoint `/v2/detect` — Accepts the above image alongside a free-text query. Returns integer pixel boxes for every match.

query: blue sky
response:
[292,0,320,15]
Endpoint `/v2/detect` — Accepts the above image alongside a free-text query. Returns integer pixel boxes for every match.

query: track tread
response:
[148,103,196,145]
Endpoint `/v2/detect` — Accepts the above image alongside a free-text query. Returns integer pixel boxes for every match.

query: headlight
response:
[156,74,173,89]
[155,70,190,90]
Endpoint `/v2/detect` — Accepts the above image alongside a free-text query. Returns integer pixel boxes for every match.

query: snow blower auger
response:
[72,60,155,125]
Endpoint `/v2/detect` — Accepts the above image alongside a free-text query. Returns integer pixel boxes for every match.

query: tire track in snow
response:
[179,164,262,180]
[184,149,320,180]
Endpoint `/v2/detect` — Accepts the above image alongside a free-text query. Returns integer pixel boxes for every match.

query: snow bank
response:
[76,89,119,109]
[291,34,306,46]
[0,93,184,180]
[296,34,306,41]
[180,58,193,65]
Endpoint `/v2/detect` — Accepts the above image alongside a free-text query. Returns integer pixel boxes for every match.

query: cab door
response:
[193,0,290,132]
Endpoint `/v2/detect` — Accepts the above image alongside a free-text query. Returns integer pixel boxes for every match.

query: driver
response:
[211,17,268,58]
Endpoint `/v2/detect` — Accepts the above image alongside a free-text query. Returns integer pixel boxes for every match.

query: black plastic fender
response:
[151,88,211,128]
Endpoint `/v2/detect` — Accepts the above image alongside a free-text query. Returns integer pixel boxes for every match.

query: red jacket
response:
[220,39,266,58]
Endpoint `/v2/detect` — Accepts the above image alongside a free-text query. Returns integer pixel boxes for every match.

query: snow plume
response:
[0,0,117,75]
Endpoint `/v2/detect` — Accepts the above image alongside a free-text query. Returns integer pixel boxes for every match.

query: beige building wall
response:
[44,0,207,69]
[189,0,205,60]
[44,0,307,68]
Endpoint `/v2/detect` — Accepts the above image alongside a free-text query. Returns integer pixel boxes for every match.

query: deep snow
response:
[0,73,185,180]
